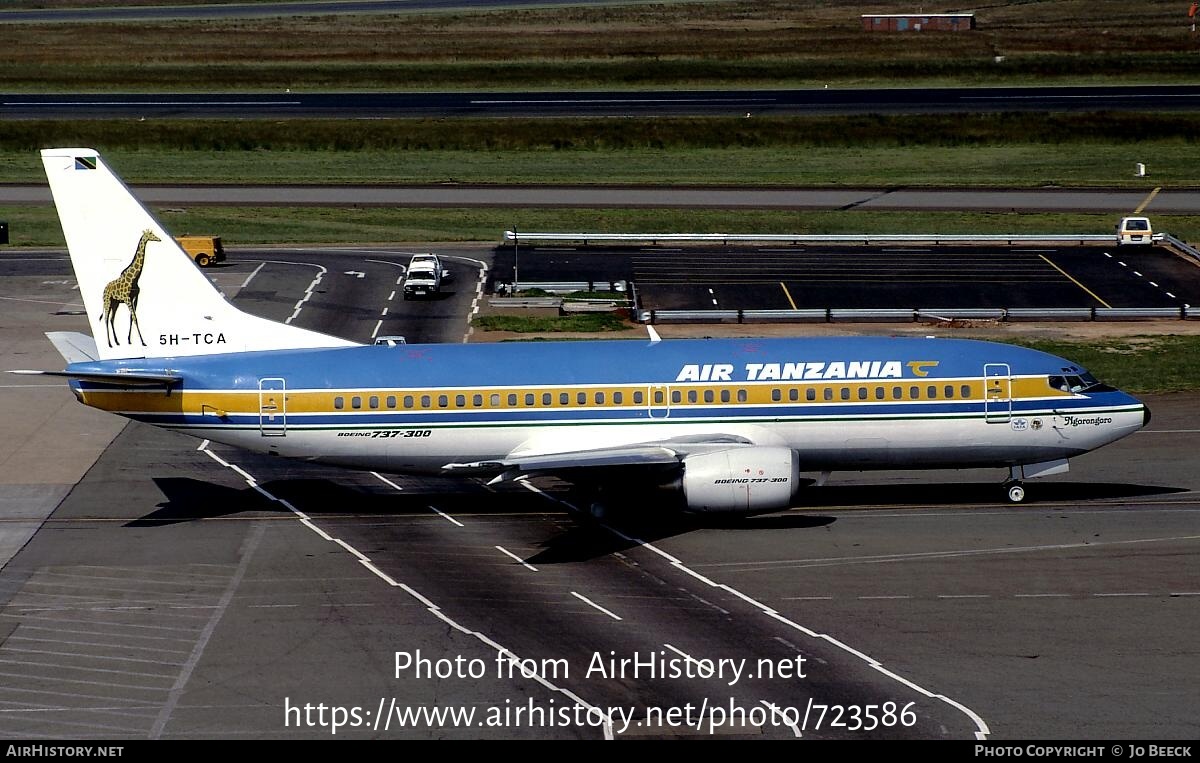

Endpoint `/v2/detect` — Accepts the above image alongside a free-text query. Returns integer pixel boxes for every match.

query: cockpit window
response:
[1048,372,1112,394]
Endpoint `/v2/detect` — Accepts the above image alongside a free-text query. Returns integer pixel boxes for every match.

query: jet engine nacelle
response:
[681,447,799,513]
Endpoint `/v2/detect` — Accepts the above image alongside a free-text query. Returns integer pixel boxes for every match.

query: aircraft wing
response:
[444,446,680,474]
[442,434,756,483]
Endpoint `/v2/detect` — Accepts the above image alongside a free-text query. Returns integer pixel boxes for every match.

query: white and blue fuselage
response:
[64,336,1147,477]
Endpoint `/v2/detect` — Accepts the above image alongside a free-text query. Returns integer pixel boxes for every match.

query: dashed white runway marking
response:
[196,441,612,740]
[495,545,538,572]
[571,592,623,621]
[520,482,991,740]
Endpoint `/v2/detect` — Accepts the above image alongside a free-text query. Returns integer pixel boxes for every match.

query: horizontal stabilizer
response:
[46,331,99,364]
[9,368,181,387]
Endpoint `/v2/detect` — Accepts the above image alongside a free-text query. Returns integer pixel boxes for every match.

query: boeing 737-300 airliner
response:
[16,149,1150,514]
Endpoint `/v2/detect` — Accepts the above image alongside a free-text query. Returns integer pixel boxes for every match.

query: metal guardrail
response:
[505,231,1115,246]
[1162,234,1200,266]
[639,307,1197,324]
[505,280,627,293]
[488,296,632,310]
[489,297,562,308]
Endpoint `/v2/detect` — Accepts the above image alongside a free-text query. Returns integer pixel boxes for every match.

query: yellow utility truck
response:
[175,235,225,267]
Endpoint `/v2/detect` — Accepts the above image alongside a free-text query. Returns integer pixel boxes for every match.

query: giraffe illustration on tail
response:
[99,229,160,347]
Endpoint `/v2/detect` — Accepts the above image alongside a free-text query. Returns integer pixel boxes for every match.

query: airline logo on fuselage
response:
[675,360,939,382]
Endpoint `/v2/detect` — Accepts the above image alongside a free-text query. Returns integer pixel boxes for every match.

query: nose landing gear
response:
[1005,481,1026,503]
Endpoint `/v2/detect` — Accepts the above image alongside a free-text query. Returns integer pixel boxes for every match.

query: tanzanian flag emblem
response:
[74,156,97,170]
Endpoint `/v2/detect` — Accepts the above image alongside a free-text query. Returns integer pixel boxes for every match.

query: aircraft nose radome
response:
[1143,405,1152,428]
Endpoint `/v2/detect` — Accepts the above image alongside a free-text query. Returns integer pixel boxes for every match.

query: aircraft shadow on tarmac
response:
[526,512,839,566]
[794,480,1187,508]
[130,475,564,527]
[128,475,1186,566]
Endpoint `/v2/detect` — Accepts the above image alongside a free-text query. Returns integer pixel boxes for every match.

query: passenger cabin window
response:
[874,387,885,401]
[578,392,587,405]
[473,394,483,407]
[687,390,698,404]
[387,395,397,409]
[542,393,552,406]
[944,386,955,399]
[790,388,800,402]
[737,389,748,403]
[524,393,534,406]
[961,384,972,399]
[671,390,682,404]
[771,389,782,402]
[404,395,414,409]
[704,390,714,403]
[560,392,569,405]
[614,391,624,405]
[720,389,731,403]
[369,395,379,409]
[421,395,431,408]
[334,396,344,410]
[857,387,868,401]
[927,386,937,399]
[456,394,466,407]
[633,391,644,404]
[595,392,605,405]
[351,396,362,410]
[438,395,449,408]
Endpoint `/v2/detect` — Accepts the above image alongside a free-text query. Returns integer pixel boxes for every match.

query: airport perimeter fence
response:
[503,232,1120,246]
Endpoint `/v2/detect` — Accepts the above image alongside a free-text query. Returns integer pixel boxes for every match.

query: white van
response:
[1116,216,1153,246]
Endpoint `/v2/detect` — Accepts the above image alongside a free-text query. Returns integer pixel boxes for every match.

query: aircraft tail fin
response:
[41,148,357,360]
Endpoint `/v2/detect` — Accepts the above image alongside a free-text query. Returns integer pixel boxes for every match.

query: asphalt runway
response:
[0,246,1196,739]
[6,85,1200,119]
[496,243,1200,311]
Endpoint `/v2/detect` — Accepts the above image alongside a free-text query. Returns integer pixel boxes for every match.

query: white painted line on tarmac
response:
[426,505,465,527]
[371,472,467,527]
[495,545,538,572]
[761,699,803,738]
[571,592,623,621]
[521,481,991,741]
[197,443,611,739]
[247,260,327,325]
[240,262,265,289]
